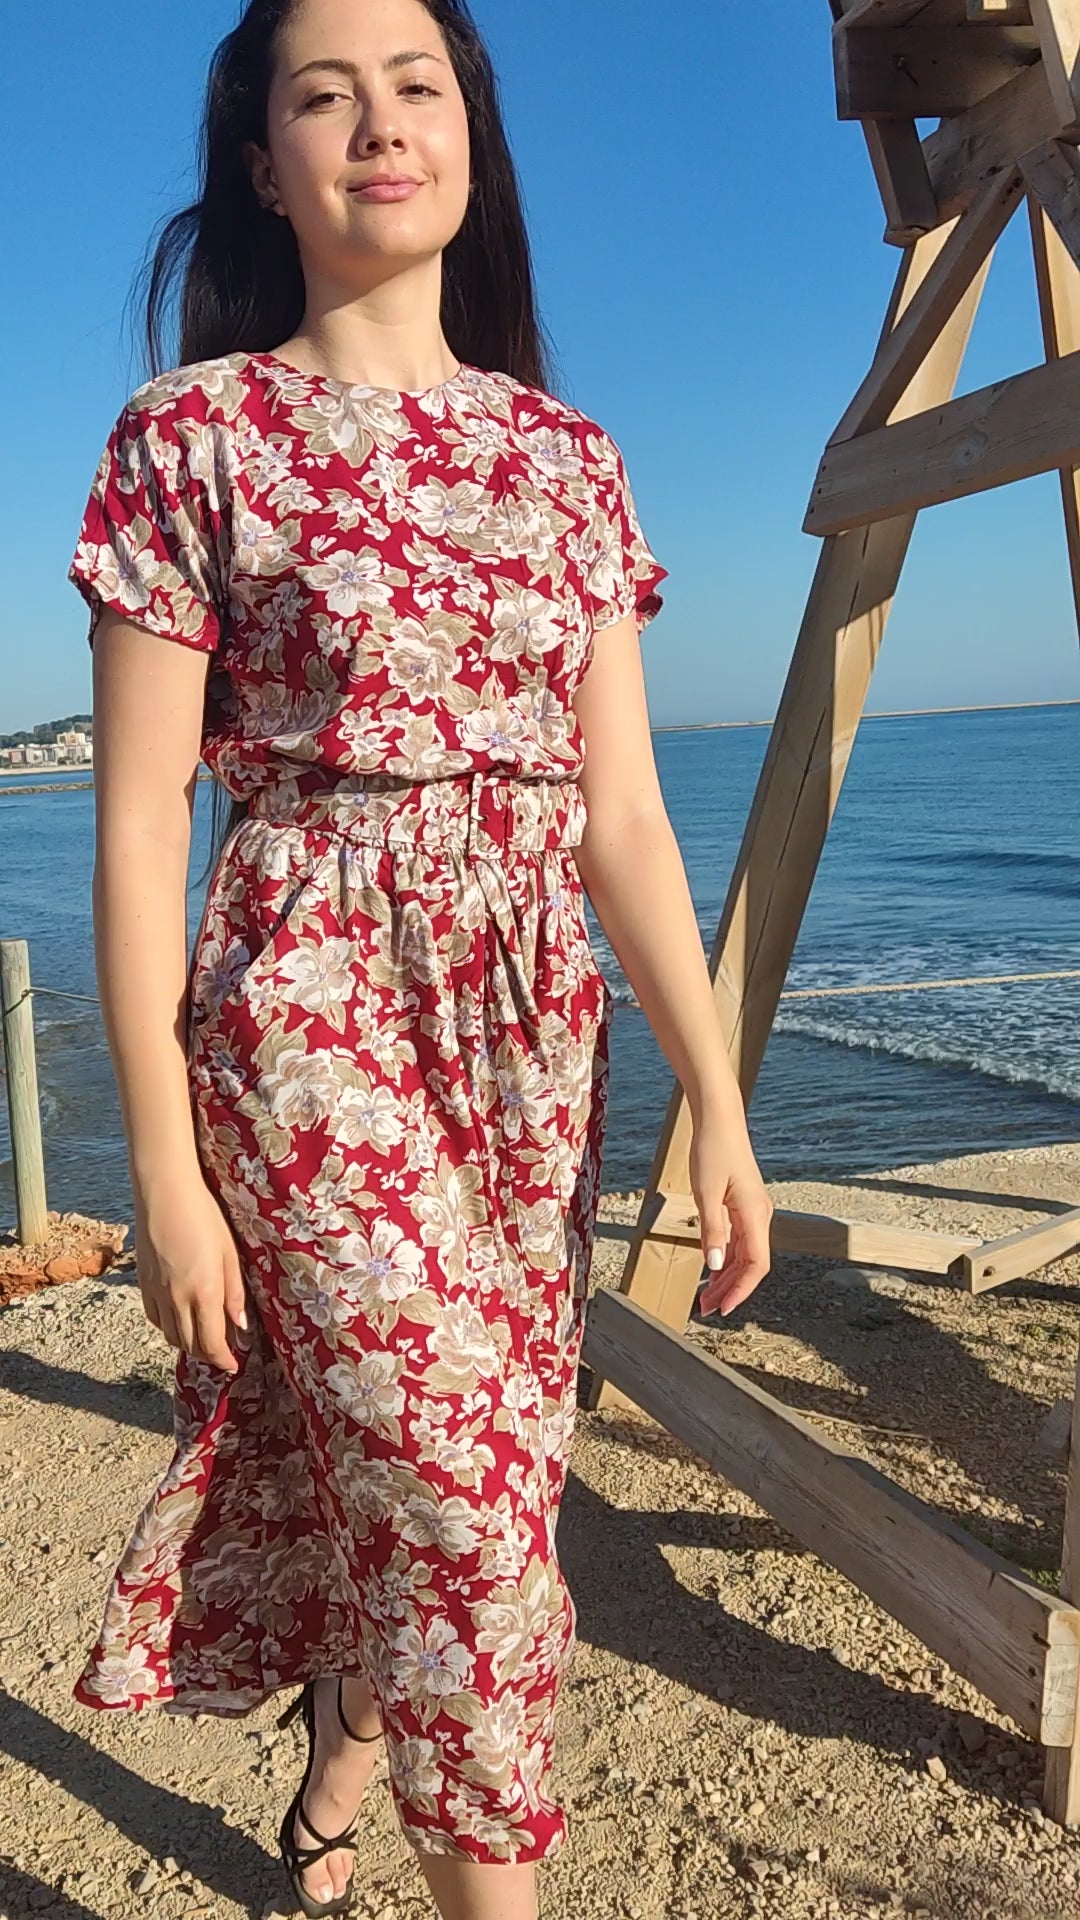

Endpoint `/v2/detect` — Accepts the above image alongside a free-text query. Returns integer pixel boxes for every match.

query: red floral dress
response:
[67,349,667,1864]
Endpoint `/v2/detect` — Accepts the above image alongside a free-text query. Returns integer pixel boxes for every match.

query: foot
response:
[292,1675,382,1906]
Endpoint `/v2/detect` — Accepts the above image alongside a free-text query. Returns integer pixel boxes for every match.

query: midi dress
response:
[66,347,667,1863]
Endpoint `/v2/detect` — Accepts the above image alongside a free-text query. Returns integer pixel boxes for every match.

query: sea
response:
[1,703,1078,1227]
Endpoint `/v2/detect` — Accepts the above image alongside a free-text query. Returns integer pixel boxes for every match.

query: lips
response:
[349,176,422,194]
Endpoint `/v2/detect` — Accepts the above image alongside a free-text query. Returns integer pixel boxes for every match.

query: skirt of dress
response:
[71,767,614,1863]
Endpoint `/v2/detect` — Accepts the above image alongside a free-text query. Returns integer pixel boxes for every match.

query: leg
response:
[414,1854,537,1920]
[289,1673,385,1906]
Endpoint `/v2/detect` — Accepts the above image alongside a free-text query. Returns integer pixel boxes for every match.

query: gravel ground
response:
[2,1142,1080,1919]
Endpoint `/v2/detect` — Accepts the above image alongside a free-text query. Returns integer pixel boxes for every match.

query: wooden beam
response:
[830,168,1022,439]
[863,119,940,240]
[926,59,1066,222]
[1030,0,1080,123]
[1046,1344,1080,1822]
[836,26,1039,119]
[1029,186,1080,641]
[582,1288,1080,1751]
[805,348,1080,535]
[585,228,988,1416]
[1020,136,1080,265]
[961,1204,1080,1289]
[594,1193,982,1273]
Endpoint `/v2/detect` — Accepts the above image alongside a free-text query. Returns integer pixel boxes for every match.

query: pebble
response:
[956,1711,987,1754]
[133,1866,158,1895]
[925,1756,947,1783]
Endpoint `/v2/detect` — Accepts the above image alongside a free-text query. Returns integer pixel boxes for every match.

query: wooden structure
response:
[582,0,1080,1826]
[0,937,48,1245]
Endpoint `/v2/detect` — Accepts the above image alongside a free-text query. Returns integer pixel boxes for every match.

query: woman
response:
[68,1,773,1915]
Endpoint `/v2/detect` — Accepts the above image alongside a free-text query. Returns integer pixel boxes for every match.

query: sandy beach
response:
[2,1142,1080,1920]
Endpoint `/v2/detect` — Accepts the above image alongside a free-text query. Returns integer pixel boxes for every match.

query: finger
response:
[701,1203,732,1276]
[221,1245,249,1333]
[192,1295,239,1374]
[715,1269,769,1316]
[173,1292,203,1356]
[156,1295,183,1351]
[701,1224,770,1314]
[709,1244,772,1316]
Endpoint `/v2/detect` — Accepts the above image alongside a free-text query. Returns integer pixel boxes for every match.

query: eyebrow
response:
[289,50,446,80]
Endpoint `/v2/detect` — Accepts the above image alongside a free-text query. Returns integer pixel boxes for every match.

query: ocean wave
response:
[771,1009,1080,1103]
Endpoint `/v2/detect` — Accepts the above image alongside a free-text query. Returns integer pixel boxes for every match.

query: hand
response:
[132,1172,250,1374]
[688,1111,774,1318]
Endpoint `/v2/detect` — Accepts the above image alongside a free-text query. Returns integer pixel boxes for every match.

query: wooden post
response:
[0,939,49,1245]
[580,4,1080,1829]
[586,218,994,1417]
[1028,189,1080,644]
[1045,1345,1080,1823]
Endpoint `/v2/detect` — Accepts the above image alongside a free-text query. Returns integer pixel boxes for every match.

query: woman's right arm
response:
[92,605,246,1374]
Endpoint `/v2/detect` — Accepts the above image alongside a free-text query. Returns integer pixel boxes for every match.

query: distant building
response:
[55,729,93,765]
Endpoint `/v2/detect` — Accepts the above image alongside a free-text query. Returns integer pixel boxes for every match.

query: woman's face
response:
[250,0,470,277]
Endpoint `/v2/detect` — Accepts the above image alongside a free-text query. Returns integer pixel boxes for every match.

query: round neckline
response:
[247,349,472,398]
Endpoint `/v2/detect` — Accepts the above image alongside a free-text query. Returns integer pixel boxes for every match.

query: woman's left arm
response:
[572,613,774,1317]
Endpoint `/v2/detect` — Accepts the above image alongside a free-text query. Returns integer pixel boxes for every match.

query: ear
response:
[243,139,281,212]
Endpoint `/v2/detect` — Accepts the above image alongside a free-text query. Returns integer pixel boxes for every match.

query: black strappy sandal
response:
[276,1677,383,1918]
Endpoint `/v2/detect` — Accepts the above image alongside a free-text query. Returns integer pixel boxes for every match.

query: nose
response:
[353,88,408,157]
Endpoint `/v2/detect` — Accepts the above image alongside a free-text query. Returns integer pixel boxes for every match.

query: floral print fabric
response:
[66,351,667,1863]
[68,350,667,797]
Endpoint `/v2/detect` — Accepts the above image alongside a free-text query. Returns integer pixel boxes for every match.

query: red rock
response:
[44,1256,81,1282]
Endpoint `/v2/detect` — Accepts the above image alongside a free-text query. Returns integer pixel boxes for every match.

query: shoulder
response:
[478,367,622,474]
[113,352,258,436]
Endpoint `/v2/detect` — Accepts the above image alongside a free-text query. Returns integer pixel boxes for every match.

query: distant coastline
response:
[651,696,1080,734]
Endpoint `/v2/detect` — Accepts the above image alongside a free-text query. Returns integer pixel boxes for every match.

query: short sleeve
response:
[68,387,229,653]
[579,423,669,636]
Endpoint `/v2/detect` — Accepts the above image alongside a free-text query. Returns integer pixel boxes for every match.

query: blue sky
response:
[6,0,1079,735]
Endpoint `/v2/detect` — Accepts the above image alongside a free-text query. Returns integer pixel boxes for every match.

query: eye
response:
[402,82,438,98]
[305,90,347,109]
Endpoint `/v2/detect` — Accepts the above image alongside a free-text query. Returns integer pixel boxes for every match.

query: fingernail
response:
[238,1307,248,1330]
[705,1245,727,1270]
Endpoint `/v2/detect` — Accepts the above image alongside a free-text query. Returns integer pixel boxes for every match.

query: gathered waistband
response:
[245,770,588,859]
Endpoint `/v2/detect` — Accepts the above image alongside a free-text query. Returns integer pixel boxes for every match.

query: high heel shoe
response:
[276,1677,383,1918]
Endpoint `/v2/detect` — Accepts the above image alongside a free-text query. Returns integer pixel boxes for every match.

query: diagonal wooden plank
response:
[1030,0,1080,122]
[583,1288,1080,1748]
[1028,191,1080,635]
[1020,135,1080,264]
[925,59,1064,220]
[586,227,988,1418]
[963,1204,1080,1289]
[830,167,1022,439]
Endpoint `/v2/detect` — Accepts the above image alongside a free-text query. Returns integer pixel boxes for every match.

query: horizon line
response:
[652,696,1080,733]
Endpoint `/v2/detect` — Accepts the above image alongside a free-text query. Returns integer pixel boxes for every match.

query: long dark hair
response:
[127,0,560,884]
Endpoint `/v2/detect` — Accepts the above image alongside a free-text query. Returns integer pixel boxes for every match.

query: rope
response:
[5,986,101,1007]
[4,967,1080,1015]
